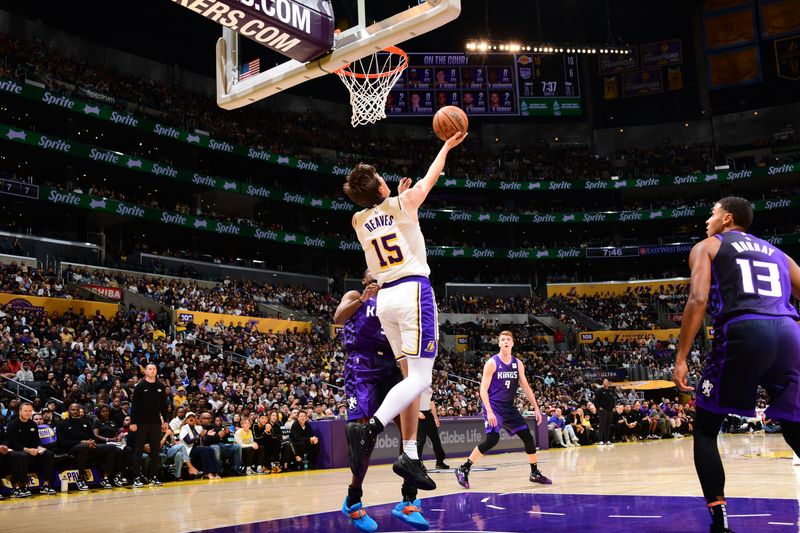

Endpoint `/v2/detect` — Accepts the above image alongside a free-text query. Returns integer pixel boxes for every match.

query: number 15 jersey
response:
[710,230,799,327]
[354,196,431,286]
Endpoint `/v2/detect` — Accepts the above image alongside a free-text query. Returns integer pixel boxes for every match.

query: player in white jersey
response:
[343,131,467,493]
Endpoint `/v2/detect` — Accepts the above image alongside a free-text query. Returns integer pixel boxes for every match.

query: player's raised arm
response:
[333,283,378,325]
[480,357,498,427]
[400,132,467,212]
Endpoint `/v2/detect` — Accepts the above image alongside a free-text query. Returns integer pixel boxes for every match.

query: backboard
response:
[212,0,461,110]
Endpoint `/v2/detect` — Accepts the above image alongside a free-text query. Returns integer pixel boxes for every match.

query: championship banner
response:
[707,46,762,88]
[704,9,757,49]
[598,52,638,75]
[759,0,800,39]
[622,69,664,97]
[547,278,689,298]
[668,66,685,90]
[703,0,753,12]
[578,329,681,344]
[640,40,683,67]
[603,76,619,99]
[0,293,119,317]
[775,34,800,80]
[175,309,310,334]
[81,284,122,301]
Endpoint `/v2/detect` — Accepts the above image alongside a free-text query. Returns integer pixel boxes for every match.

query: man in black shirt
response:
[594,379,616,446]
[57,403,123,490]
[198,412,243,475]
[289,411,320,469]
[0,423,8,500]
[129,363,170,487]
[6,402,56,497]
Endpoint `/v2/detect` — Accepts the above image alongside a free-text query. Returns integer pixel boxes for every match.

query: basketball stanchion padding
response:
[334,46,408,127]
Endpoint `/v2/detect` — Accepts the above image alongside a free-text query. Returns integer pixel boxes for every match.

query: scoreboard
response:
[385,52,582,118]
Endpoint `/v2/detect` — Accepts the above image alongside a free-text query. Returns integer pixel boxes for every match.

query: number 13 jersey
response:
[354,196,431,286]
[710,230,799,327]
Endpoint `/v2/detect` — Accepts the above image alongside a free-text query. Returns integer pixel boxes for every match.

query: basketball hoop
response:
[334,46,409,127]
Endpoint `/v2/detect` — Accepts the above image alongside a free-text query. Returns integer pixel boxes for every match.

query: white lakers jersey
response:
[353,196,430,286]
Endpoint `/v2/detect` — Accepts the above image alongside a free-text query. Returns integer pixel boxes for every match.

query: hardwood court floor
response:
[2,433,798,532]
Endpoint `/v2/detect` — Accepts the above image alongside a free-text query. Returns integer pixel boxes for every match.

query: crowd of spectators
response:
[438,295,550,315]
[62,265,338,321]
[560,293,660,330]
[1,262,75,299]
[4,33,785,185]
[0,273,772,498]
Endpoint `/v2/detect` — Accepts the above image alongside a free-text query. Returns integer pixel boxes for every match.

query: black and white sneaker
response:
[392,453,437,491]
[11,488,30,498]
[40,486,57,495]
[99,478,113,489]
[76,480,89,491]
[132,476,146,488]
[113,475,127,487]
[149,477,163,487]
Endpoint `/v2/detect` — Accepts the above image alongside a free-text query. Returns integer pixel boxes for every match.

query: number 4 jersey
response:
[354,196,431,286]
[710,230,800,327]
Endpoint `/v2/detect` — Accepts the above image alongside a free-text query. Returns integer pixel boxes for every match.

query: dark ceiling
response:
[7,1,700,78]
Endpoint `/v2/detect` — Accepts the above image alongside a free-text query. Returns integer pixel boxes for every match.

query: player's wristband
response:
[356,297,364,304]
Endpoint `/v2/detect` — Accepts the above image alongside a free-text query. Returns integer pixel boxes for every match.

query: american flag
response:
[239,58,260,80]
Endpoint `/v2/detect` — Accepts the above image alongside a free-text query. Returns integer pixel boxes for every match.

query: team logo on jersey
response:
[424,341,436,353]
[347,397,358,411]
[701,379,714,397]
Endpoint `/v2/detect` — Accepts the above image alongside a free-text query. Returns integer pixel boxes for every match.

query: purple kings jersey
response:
[343,296,392,355]
[487,354,519,406]
[709,230,800,327]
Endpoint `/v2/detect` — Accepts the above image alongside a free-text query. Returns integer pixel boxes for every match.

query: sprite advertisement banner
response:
[2,123,799,226]
[18,184,800,261]
[1,77,798,191]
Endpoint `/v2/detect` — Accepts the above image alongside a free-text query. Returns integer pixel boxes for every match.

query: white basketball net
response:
[335,47,408,128]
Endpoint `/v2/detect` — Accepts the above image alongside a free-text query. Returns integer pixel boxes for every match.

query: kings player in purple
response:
[455,330,551,488]
[673,197,800,533]
[335,271,427,532]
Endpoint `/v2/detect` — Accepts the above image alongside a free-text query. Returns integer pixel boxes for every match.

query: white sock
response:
[403,440,419,460]
[373,357,435,426]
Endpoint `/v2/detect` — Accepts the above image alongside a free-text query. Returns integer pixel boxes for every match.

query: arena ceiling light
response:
[465,42,632,55]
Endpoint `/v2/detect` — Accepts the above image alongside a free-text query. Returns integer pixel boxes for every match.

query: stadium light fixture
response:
[465,41,632,54]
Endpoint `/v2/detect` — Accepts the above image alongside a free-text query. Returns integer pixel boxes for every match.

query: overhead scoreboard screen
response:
[385,52,582,117]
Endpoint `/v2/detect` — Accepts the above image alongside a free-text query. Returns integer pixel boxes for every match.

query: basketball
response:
[433,105,469,141]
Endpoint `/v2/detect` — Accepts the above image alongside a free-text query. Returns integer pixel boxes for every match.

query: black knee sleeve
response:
[517,428,537,454]
[477,431,500,454]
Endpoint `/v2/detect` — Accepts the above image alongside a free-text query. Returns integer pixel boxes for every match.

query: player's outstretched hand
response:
[398,177,412,194]
[361,282,379,301]
[444,131,468,150]
[672,362,695,392]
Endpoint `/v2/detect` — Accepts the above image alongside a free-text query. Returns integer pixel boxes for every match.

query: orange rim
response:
[334,46,408,79]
